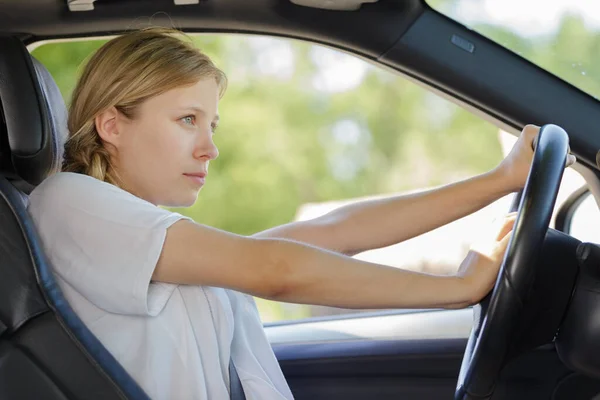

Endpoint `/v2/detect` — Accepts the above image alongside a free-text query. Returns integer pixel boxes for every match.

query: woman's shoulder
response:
[29,172,95,211]
[27,172,163,226]
[30,172,112,202]
[28,172,189,233]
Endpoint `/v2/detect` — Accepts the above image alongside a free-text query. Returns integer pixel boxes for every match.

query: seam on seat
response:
[0,318,6,338]
[11,308,48,337]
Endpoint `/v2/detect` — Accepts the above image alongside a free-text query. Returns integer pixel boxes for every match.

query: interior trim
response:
[265,308,472,345]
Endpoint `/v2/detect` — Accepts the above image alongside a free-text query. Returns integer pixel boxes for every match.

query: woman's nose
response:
[194,132,219,161]
[207,140,219,160]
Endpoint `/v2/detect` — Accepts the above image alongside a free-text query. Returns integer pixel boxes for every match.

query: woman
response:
[27,28,573,399]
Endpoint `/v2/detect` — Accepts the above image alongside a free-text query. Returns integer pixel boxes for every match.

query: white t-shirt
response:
[27,172,294,400]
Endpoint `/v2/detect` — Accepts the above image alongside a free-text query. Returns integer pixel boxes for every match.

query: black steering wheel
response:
[455,124,570,400]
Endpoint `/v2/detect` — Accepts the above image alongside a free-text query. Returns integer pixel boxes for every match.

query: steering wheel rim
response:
[455,124,570,400]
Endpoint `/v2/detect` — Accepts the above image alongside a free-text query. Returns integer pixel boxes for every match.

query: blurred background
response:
[31,0,600,323]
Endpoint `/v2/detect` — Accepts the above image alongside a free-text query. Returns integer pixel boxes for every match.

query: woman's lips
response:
[184,173,206,186]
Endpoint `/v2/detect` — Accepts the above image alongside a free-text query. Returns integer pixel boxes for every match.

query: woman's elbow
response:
[250,239,296,300]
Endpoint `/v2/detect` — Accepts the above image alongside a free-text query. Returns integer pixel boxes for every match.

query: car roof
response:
[1,0,599,170]
[0,0,417,54]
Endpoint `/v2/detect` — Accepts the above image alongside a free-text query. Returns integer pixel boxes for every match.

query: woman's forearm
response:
[261,238,471,309]
[329,169,513,255]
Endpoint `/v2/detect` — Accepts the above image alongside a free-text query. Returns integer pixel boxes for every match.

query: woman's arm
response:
[152,214,514,309]
[254,125,561,256]
[253,169,511,256]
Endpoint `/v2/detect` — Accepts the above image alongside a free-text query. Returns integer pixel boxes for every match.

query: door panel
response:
[267,310,600,399]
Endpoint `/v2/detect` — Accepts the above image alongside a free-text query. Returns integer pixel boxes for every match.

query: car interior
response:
[2,0,600,399]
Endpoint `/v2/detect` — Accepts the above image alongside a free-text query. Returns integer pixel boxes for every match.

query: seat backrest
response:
[0,35,149,400]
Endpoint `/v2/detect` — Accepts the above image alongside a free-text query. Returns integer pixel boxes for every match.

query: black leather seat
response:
[0,35,149,400]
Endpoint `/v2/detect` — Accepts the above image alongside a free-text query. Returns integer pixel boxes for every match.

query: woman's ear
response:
[95,106,120,148]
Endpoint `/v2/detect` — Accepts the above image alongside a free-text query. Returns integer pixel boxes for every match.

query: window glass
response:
[569,192,600,244]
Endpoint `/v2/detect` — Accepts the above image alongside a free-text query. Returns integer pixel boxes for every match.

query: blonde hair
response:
[62,28,227,184]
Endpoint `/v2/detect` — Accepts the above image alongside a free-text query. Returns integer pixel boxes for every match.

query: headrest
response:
[0,36,67,193]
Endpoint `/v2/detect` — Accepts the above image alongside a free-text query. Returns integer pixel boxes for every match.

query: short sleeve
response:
[28,172,191,316]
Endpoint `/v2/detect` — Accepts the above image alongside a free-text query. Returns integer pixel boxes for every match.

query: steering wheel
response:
[455,124,570,400]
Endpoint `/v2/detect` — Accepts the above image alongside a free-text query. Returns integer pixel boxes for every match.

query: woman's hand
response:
[451,213,517,308]
[494,125,538,192]
[495,124,576,193]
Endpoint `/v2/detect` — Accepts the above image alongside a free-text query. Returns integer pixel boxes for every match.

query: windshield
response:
[429,0,600,100]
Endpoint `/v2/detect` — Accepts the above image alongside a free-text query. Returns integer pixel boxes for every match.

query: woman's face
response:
[111,78,220,207]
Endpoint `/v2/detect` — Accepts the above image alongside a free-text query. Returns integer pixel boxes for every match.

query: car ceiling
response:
[0,0,419,55]
[1,0,600,170]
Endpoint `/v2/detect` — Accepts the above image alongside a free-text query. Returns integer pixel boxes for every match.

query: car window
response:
[32,34,589,323]
[568,192,600,244]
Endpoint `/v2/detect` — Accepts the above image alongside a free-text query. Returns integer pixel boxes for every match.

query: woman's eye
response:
[211,123,219,133]
[181,116,195,125]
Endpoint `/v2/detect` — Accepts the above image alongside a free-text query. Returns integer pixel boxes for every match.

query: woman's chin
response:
[161,191,200,208]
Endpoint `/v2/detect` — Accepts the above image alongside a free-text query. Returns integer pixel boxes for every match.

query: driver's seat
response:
[0,35,149,400]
